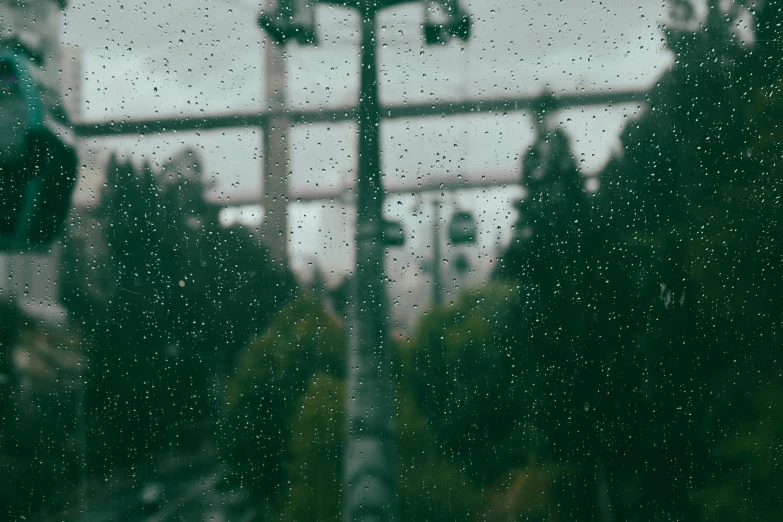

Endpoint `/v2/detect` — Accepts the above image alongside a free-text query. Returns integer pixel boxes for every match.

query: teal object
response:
[0,50,77,252]
[0,52,44,132]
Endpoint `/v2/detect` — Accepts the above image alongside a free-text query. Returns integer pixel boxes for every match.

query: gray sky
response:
[62,0,671,179]
[61,0,673,318]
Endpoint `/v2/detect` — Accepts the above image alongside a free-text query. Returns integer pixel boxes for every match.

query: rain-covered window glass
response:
[1,0,781,520]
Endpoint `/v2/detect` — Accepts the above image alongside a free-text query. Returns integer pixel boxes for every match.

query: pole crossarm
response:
[214,169,520,206]
[72,89,647,138]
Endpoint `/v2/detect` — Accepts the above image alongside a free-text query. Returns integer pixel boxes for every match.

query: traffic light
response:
[0,51,78,252]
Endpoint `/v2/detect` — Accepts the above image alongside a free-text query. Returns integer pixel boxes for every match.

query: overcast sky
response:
[60,0,674,315]
[62,0,672,183]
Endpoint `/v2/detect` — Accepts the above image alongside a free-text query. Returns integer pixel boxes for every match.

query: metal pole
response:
[77,367,90,522]
[344,5,397,521]
[431,199,442,308]
[261,36,290,267]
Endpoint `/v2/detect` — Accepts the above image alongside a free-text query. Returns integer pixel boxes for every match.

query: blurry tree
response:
[601,2,783,517]
[403,284,531,486]
[279,373,345,522]
[402,284,562,520]
[0,297,24,430]
[221,293,345,502]
[0,297,30,519]
[224,291,495,521]
[60,150,296,473]
[395,383,483,522]
[0,300,83,521]
[409,2,783,521]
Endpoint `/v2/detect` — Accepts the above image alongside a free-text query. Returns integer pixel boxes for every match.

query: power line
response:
[212,169,520,206]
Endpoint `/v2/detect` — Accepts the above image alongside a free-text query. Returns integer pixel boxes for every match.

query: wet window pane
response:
[1,0,781,520]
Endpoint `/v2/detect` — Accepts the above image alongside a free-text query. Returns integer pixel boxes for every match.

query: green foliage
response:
[0,297,25,352]
[459,2,783,520]
[403,284,534,487]
[222,293,345,498]
[607,5,783,518]
[396,384,483,522]
[279,373,345,522]
[394,4,783,521]
[61,151,296,471]
[0,300,83,521]
[224,292,506,521]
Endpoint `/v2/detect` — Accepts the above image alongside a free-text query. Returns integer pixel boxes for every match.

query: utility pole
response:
[261,37,290,267]
[431,199,443,308]
[257,3,471,520]
[342,7,397,520]
[76,365,90,522]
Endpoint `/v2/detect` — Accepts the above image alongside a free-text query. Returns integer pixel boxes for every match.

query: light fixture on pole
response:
[424,0,471,45]
[258,0,317,45]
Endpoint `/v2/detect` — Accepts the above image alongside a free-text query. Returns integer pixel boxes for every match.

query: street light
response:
[258,2,470,521]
